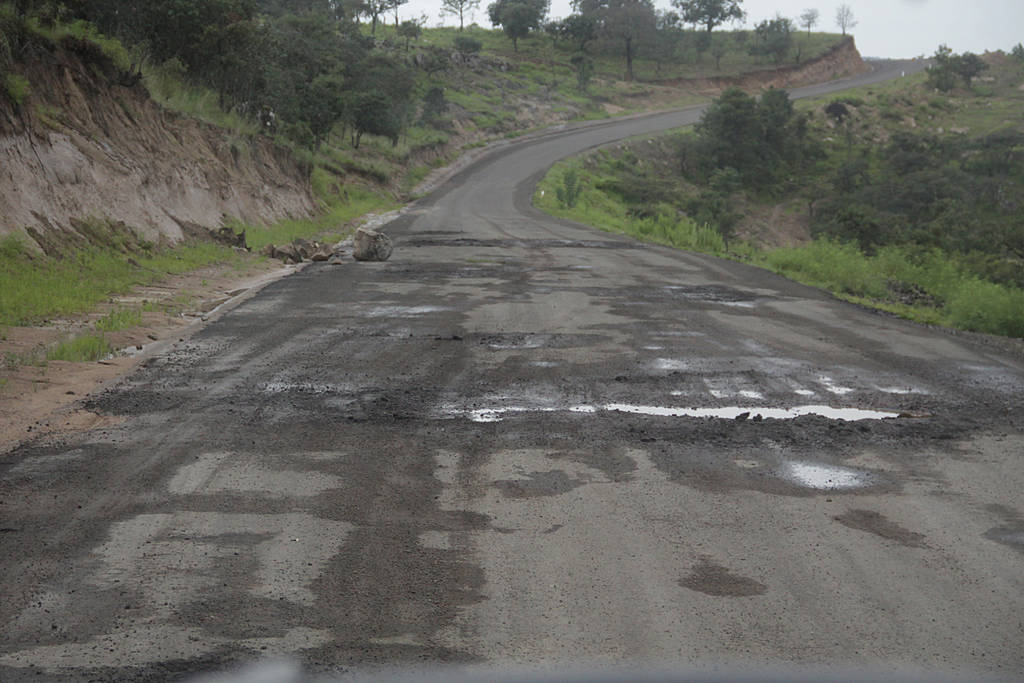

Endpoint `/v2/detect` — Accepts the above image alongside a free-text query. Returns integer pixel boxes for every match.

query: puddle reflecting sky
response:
[446,402,900,423]
[783,461,869,490]
[604,403,899,421]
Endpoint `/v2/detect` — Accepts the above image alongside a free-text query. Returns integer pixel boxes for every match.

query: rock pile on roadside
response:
[259,229,392,265]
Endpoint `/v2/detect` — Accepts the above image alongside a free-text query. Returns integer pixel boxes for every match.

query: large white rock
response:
[352,227,393,262]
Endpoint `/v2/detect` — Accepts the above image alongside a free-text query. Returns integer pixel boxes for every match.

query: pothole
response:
[782,461,870,490]
[603,404,900,421]
[442,402,903,423]
[458,405,597,423]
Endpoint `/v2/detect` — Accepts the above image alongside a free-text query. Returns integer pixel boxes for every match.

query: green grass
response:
[95,307,143,332]
[535,160,727,255]
[239,185,398,251]
[758,241,1024,337]
[0,234,242,326]
[46,333,113,362]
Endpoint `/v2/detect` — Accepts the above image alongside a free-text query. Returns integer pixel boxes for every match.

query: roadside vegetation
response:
[536,47,1024,338]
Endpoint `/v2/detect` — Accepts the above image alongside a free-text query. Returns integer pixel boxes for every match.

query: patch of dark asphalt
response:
[584,284,760,304]
[984,527,1024,553]
[833,509,929,548]
[983,504,1024,553]
[492,469,587,498]
[679,558,767,597]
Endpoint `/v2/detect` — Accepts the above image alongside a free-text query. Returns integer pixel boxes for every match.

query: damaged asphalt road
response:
[2,61,1023,680]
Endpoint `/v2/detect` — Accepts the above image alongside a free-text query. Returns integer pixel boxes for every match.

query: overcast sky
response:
[400,0,1024,59]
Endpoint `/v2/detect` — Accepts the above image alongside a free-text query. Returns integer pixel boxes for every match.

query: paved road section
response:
[3,62,1023,680]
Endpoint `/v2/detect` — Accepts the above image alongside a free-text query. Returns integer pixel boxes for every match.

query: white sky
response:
[400,0,1024,59]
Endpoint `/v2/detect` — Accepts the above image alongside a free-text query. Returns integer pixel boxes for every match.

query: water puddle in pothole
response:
[444,402,901,423]
[654,359,689,371]
[603,403,900,421]
[462,405,597,423]
[782,461,870,490]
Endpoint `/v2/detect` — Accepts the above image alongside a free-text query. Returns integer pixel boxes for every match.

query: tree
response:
[710,34,728,69]
[548,13,597,52]
[670,0,744,33]
[953,51,987,87]
[306,72,347,148]
[570,52,593,91]
[927,44,988,91]
[577,0,656,81]
[397,19,421,50]
[440,0,480,31]
[487,0,548,52]
[345,55,414,146]
[362,0,389,34]
[689,86,815,189]
[749,15,793,64]
[835,3,856,36]
[926,44,957,92]
[799,8,818,35]
[388,0,407,27]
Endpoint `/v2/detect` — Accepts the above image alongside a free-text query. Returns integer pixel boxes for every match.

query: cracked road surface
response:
[2,63,1023,680]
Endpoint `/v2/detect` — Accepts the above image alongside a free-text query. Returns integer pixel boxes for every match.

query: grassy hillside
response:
[535,52,1024,338]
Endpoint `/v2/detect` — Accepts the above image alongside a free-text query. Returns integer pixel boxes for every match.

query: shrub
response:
[947,279,1024,337]
[3,72,29,106]
[453,36,482,53]
[556,168,582,208]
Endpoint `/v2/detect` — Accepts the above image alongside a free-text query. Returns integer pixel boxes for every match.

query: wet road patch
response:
[834,509,929,548]
[679,558,767,597]
[782,461,871,490]
[604,403,900,421]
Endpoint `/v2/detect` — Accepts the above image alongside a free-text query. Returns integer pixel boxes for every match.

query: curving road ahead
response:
[2,61,1023,680]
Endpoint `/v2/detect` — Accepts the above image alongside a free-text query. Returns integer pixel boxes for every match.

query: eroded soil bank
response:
[0,43,315,246]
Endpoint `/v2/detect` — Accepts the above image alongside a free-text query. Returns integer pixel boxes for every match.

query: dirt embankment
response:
[650,37,868,92]
[0,42,315,246]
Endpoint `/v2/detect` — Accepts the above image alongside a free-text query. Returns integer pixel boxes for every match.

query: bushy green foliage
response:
[811,129,1024,270]
[749,15,793,64]
[487,0,549,52]
[927,44,988,92]
[673,0,745,33]
[3,71,28,105]
[685,87,818,190]
[453,35,482,53]
[555,168,582,207]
